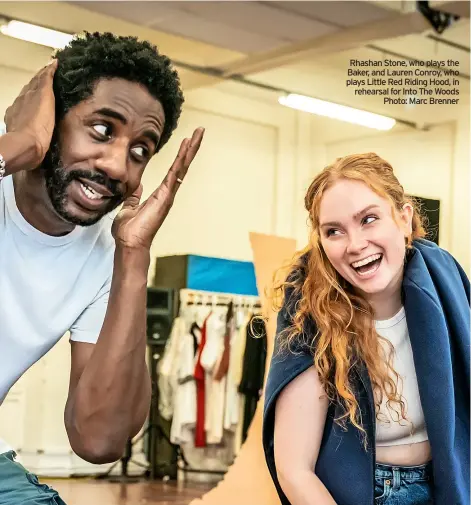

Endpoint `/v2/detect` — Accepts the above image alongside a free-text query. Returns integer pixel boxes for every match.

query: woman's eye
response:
[327,229,341,237]
[131,146,148,159]
[363,215,378,225]
[92,124,111,137]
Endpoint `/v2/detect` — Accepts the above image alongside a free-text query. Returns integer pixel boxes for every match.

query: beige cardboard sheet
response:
[189,232,296,505]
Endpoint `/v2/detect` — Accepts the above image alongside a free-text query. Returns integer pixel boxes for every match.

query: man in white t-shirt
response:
[0,32,204,503]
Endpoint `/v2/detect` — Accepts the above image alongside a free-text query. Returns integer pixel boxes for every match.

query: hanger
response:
[211,293,217,310]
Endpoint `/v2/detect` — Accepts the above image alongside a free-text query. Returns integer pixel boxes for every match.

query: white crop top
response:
[374,307,429,447]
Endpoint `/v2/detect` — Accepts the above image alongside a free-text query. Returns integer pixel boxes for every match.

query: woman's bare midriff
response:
[376,440,432,466]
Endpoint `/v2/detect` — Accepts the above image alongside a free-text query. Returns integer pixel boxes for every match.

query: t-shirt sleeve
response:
[69,277,112,344]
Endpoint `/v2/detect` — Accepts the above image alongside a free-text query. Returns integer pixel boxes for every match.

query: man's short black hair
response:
[53,31,184,151]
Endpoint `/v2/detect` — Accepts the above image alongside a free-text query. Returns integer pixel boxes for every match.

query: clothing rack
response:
[174,288,262,480]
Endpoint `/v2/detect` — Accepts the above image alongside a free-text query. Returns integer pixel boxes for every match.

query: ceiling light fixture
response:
[0,19,74,49]
[279,93,396,131]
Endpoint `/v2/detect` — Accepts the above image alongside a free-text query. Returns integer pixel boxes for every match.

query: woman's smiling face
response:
[318,178,413,299]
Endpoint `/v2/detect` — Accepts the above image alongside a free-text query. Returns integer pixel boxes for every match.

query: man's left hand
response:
[112,127,204,252]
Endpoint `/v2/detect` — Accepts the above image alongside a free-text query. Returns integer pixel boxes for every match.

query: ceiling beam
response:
[220,2,468,78]
[178,68,223,92]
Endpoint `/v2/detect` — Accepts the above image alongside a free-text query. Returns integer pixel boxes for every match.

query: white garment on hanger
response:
[223,313,242,432]
[200,308,227,445]
[231,312,251,387]
[158,317,186,421]
[169,327,198,445]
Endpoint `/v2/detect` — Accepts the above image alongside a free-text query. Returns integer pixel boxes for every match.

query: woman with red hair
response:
[263,153,469,505]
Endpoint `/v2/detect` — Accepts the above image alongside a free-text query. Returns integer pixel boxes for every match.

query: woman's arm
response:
[274,366,337,505]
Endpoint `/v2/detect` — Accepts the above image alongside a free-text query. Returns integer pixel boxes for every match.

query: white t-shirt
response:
[0,175,116,403]
[375,307,429,446]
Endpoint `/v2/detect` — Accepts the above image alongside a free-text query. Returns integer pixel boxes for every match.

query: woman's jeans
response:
[375,461,433,504]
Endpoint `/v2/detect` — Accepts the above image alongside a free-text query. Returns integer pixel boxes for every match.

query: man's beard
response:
[41,140,124,227]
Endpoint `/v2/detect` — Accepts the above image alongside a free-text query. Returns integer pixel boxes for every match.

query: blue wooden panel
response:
[187,255,258,295]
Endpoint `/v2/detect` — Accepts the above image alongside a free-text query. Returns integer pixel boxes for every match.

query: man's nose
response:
[94,143,128,185]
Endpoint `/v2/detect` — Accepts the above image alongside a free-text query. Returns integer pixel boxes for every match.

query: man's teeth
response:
[351,253,382,269]
[80,182,104,200]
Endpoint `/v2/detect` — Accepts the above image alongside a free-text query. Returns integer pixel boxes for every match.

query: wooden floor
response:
[44,478,214,505]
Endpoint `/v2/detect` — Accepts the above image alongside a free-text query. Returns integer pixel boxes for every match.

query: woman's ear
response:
[401,203,414,236]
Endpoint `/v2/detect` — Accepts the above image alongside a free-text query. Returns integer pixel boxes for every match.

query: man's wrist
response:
[0,153,6,181]
[114,245,151,277]
[0,131,43,174]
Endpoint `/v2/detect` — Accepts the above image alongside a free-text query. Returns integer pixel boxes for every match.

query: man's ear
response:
[401,203,414,236]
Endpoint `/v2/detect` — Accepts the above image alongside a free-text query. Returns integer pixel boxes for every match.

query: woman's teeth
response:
[80,182,104,200]
[351,253,383,276]
[351,253,382,269]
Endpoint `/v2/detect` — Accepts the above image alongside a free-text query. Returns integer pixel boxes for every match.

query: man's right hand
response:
[4,59,58,169]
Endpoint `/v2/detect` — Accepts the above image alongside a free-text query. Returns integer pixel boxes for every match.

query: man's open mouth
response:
[78,178,113,200]
[351,253,383,276]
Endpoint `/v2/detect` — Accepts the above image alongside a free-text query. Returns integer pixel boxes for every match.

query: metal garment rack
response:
[175,288,261,479]
[179,288,261,310]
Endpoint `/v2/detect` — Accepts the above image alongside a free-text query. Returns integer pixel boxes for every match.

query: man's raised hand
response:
[112,127,205,252]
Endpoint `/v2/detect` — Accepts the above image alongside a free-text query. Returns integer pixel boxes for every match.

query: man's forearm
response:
[66,247,152,463]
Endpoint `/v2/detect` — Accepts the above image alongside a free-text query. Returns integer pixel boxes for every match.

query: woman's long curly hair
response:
[275,153,426,440]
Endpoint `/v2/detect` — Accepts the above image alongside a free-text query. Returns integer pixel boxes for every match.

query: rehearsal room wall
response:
[0,49,468,475]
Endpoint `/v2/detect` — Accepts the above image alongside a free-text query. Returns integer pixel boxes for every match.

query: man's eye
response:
[92,124,111,137]
[131,146,148,159]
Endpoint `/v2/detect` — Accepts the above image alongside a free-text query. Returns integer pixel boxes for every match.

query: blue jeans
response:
[0,451,67,504]
[375,461,433,504]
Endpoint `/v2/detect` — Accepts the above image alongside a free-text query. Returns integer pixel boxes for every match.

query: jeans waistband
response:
[375,461,432,482]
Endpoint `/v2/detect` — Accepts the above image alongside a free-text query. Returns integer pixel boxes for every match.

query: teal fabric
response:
[0,452,66,505]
